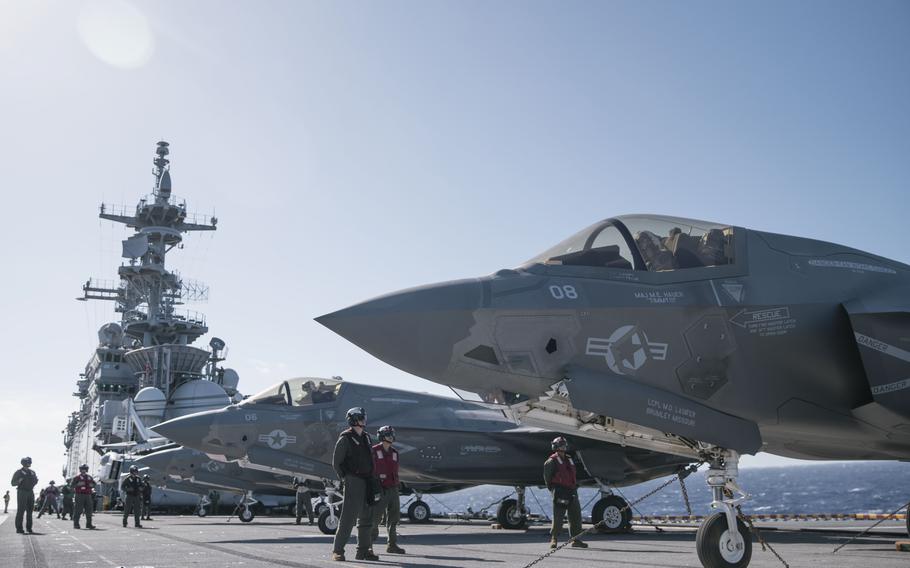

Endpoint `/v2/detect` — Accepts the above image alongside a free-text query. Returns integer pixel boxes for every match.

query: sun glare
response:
[77,0,154,69]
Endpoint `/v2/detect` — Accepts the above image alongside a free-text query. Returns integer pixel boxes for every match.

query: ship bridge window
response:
[525,221,635,270]
[618,215,735,271]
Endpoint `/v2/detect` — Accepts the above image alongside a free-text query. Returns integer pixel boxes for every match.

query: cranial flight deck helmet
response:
[79,464,89,472]
[129,465,139,474]
[551,436,568,451]
[377,425,396,443]
[346,407,367,427]
[21,457,32,467]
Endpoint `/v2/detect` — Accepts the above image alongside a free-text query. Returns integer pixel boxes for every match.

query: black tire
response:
[496,498,528,530]
[695,512,752,568]
[591,495,632,533]
[238,506,255,523]
[318,508,340,534]
[407,500,431,524]
[315,502,328,516]
[196,507,208,518]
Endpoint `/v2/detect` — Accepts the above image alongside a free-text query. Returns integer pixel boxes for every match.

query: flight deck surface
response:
[2,513,906,568]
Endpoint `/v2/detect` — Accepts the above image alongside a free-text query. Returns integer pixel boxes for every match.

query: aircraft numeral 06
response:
[549,285,578,300]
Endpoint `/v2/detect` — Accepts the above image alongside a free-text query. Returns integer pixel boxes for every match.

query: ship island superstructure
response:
[63,141,240,497]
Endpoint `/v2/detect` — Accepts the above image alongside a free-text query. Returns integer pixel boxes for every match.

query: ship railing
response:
[100,196,216,228]
[123,307,206,326]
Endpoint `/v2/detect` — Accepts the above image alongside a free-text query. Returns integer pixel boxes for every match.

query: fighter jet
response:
[153,376,692,534]
[133,446,298,522]
[318,214,910,568]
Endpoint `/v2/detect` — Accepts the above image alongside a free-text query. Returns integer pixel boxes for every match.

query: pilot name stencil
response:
[259,429,297,450]
[633,290,684,304]
[807,259,896,275]
[730,307,797,337]
[586,325,669,375]
[459,445,502,456]
[646,398,696,428]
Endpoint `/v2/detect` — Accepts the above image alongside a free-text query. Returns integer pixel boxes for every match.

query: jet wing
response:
[563,365,762,454]
[845,289,910,420]
[246,446,337,480]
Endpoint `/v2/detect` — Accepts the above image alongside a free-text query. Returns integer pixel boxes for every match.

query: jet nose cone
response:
[317,279,482,379]
[152,411,218,449]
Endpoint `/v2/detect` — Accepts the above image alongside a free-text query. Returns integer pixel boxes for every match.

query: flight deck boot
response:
[549,538,557,549]
[355,549,379,561]
[570,539,588,548]
[386,544,406,554]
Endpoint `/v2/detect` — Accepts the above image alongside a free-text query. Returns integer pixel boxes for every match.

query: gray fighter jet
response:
[153,376,692,534]
[133,446,298,521]
[318,214,910,568]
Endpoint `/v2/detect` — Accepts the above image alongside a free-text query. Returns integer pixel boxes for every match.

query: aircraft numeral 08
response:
[549,285,578,300]
[245,414,258,422]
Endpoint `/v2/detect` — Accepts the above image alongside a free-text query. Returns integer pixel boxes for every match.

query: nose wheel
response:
[318,506,341,534]
[696,512,752,567]
[407,500,431,523]
[696,450,753,568]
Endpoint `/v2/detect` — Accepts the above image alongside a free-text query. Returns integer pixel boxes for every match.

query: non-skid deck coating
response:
[1,512,906,568]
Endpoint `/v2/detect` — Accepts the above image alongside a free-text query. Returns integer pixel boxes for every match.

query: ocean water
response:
[412,462,910,519]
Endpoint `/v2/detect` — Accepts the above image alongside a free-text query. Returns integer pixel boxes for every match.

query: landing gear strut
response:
[696,450,752,568]
[497,486,529,530]
[591,485,632,533]
[407,491,431,523]
[238,492,258,523]
[317,485,343,535]
[196,495,210,517]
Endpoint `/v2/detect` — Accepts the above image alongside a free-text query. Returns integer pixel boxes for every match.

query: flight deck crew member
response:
[370,425,405,554]
[121,465,144,527]
[37,480,60,518]
[60,483,74,520]
[141,475,153,520]
[543,437,587,549]
[293,477,314,525]
[11,456,38,534]
[3,490,10,514]
[71,464,96,529]
[331,407,379,562]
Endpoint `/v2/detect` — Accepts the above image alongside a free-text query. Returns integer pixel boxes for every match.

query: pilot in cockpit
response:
[635,230,676,271]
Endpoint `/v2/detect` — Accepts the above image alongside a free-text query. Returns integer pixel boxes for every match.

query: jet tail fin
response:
[845,288,910,421]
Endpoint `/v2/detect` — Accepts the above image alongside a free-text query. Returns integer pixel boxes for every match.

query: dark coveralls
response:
[37,484,60,517]
[11,467,38,533]
[544,452,583,542]
[60,485,74,520]
[121,475,143,527]
[71,473,96,528]
[3,491,9,514]
[331,428,375,556]
[370,443,402,548]
[141,481,152,520]
[294,478,314,525]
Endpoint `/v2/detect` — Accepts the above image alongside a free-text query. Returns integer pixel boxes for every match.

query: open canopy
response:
[242,377,342,407]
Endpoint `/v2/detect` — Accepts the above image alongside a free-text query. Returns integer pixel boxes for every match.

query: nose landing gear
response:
[237,491,257,522]
[317,485,343,534]
[696,450,752,568]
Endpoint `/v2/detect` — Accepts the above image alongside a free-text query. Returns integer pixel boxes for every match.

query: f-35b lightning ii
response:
[317,214,910,568]
[153,376,692,534]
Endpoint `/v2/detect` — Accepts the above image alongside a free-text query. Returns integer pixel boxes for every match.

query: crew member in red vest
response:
[70,464,97,530]
[543,436,587,549]
[369,425,405,554]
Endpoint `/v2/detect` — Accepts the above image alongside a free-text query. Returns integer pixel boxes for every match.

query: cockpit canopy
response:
[242,377,342,407]
[526,214,735,271]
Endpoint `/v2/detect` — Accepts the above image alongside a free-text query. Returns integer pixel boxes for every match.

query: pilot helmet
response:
[21,457,32,467]
[79,464,89,472]
[551,436,568,452]
[143,474,150,480]
[346,407,367,427]
[129,465,139,474]
[377,425,396,443]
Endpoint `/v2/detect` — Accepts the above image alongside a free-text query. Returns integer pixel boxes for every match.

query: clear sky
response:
[1,0,908,485]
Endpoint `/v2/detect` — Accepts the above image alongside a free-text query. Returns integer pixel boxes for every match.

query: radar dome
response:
[165,380,230,420]
[221,369,240,395]
[98,323,123,347]
[134,387,167,427]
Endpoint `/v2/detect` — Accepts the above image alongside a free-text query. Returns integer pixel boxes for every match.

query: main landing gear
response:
[591,486,632,533]
[497,486,529,530]
[195,495,210,517]
[696,450,752,568]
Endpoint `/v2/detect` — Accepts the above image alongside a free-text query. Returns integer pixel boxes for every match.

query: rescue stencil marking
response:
[258,429,297,449]
[646,398,697,428]
[730,307,797,337]
[807,259,896,274]
[586,325,668,375]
